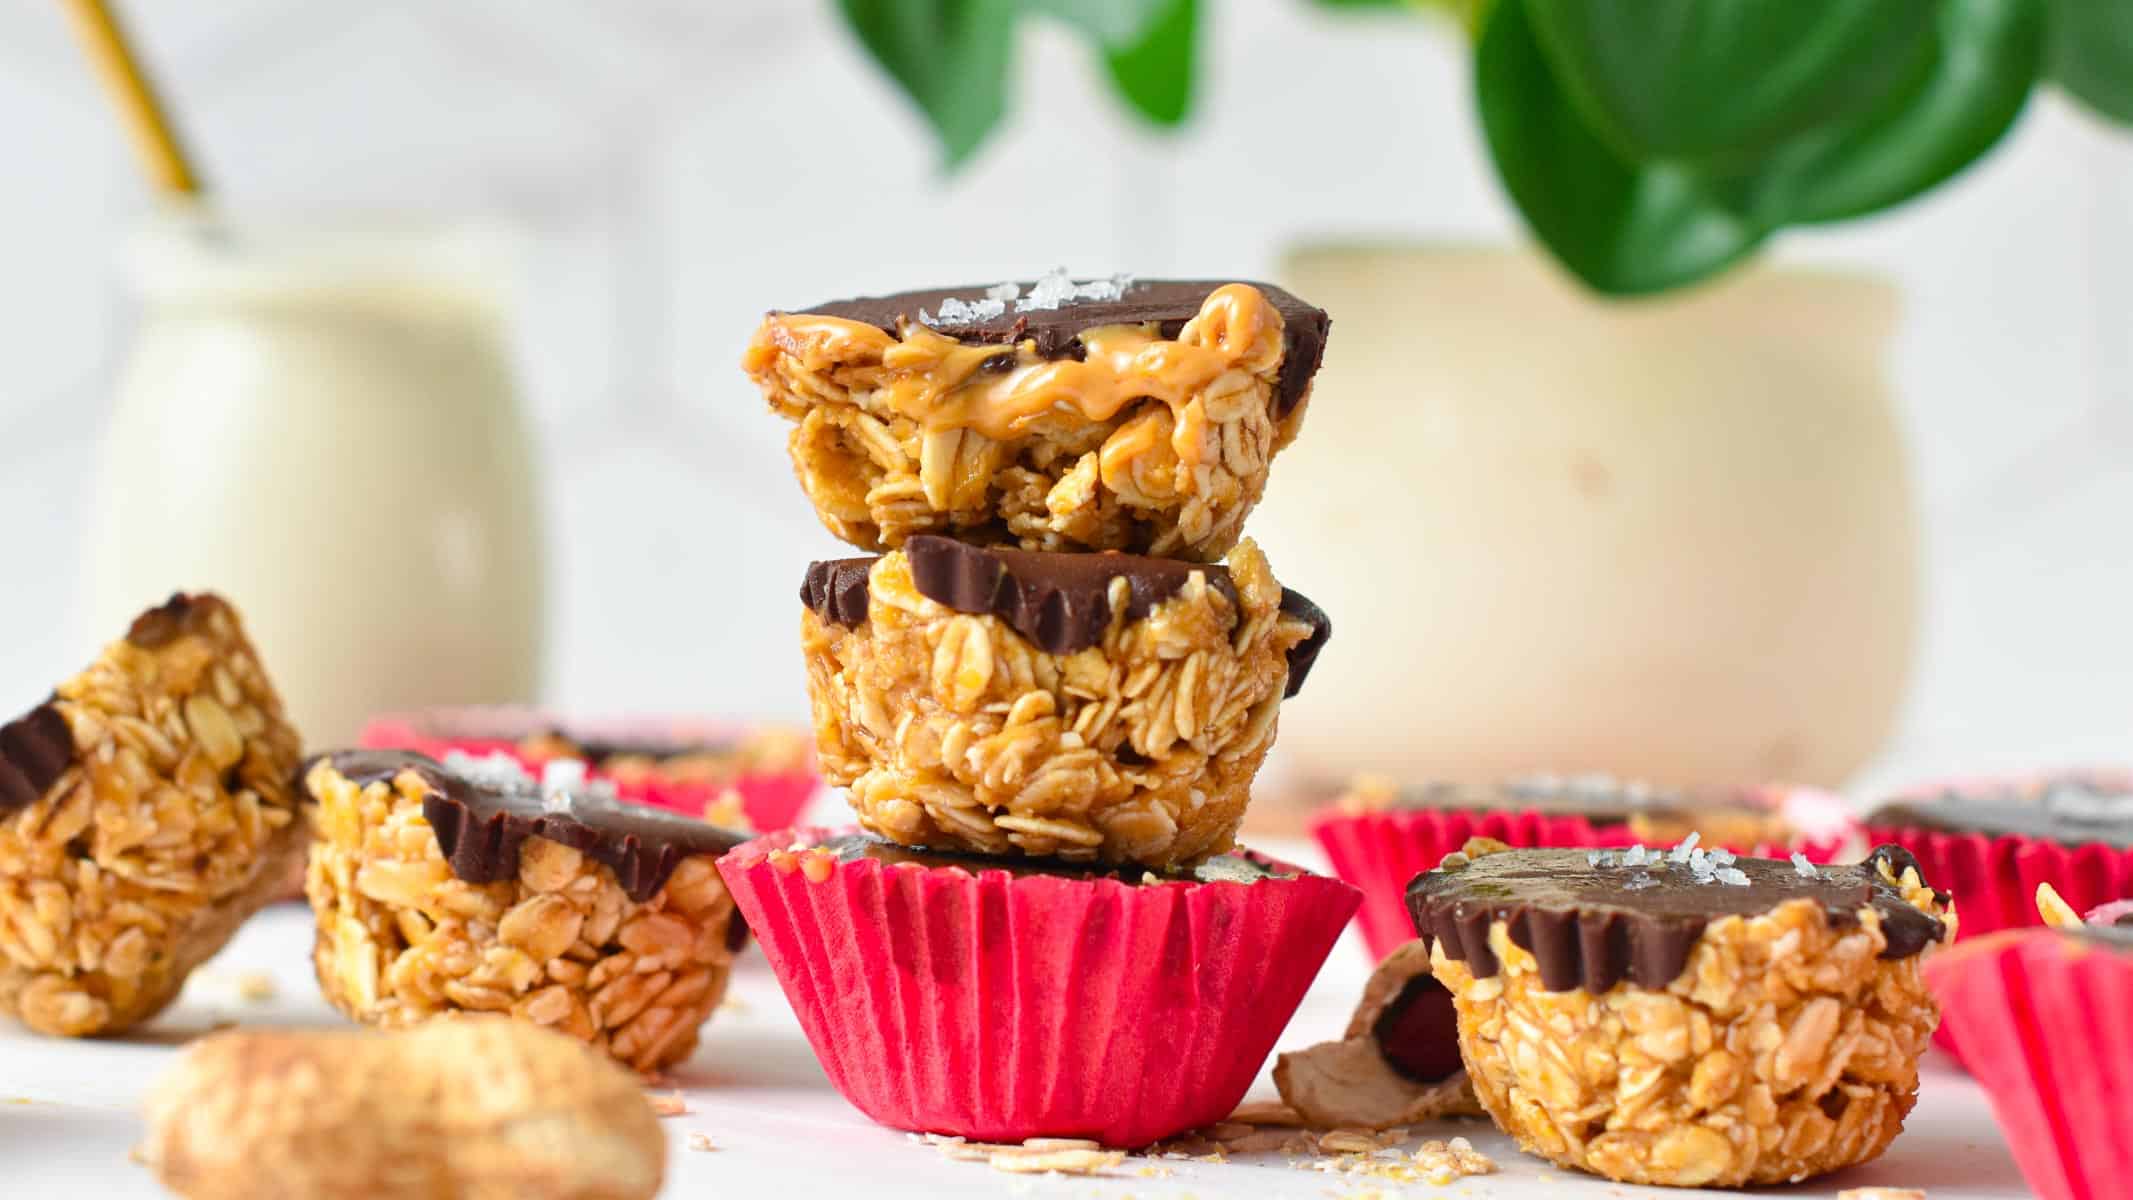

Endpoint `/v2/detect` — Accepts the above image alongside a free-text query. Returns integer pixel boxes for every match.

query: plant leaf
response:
[1524,0,1939,161]
[2045,0,2133,124]
[837,0,1019,167]
[1476,0,1765,295]
[1713,0,2042,225]
[1100,0,1197,124]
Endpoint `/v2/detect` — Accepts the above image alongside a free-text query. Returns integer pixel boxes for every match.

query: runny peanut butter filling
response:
[753,283,1284,458]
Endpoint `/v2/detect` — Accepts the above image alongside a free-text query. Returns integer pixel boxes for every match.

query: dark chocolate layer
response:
[794,278,1330,418]
[1867,772,2133,850]
[0,702,72,812]
[1406,845,1945,994]
[311,750,748,903]
[800,540,1331,694]
[815,832,1283,885]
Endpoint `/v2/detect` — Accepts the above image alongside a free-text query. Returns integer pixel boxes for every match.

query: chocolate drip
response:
[1867,772,2133,850]
[1406,846,1946,994]
[799,540,1332,694]
[816,832,1283,885]
[312,750,748,903]
[0,702,72,812]
[795,278,1330,418]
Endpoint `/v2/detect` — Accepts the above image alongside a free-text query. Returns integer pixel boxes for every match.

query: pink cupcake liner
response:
[1863,825,2133,1064]
[1926,931,2133,1200]
[360,709,818,833]
[1315,806,1855,962]
[719,828,1361,1147]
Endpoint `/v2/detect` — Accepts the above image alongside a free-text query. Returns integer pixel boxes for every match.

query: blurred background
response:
[1,0,2127,803]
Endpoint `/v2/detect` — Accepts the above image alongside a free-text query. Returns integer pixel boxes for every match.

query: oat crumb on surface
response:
[686,1132,717,1152]
[233,972,276,1002]
[1840,1189,1926,1200]
[646,1091,689,1117]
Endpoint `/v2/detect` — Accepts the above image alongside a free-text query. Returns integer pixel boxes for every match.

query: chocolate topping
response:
[906,535,1241,653]
[799,540,1331,694]
[800,557,874,629]
[797,278,1330,418]
[0,702,73,812]
[1868,772,2133,850]
[814,832,1284,885]
[1406,845,1946,994]
[124,593,200,649]
[311,750,747,903]
[1371,974,1463,1084]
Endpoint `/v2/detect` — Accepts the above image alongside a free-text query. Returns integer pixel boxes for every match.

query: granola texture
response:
[804,539,1309,867]
[305,760,744,1073]
[746,283,1308,560]
[0,595,303,1036]
[1426,851,1950,1187]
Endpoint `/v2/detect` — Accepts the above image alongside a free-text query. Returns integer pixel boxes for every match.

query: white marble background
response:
[0,0,2127,790]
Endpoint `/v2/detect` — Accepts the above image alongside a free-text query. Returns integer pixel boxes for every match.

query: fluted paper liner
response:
[360,712,817,832]
[718,828,1360,1147]
[1316,807,1856,962]
[1865,824,2133,1063]
[1926,931,2133,1200]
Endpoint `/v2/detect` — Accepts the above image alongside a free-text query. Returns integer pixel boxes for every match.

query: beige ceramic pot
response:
[1258,244,1917,795]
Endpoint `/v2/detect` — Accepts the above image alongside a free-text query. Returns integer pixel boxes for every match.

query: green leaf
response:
[1100,0,1197,124]
[2046,0,2133,124]
[1713,0,2042,225]
[1524,0,1939,161]
[837,0,1019,167]
[1026,0,1197,125]
[1476,0,1765,295]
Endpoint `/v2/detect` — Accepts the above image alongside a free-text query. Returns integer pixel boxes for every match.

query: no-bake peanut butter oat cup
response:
[303,749,750,1073]
[0,593,304,1037]
[799,534,1329,868]
[1407,840,1951,1188]
[744,274,1329,561]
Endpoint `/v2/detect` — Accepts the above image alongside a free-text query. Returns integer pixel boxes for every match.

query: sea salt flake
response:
[1621,844,1649,868]
[1710,848,1738,867]
[1624,871,1658,890]
[985,282,1020,302]
[542,758,588,793]
[1587,851,1603,868]
[1792,852,1819,879]
[444,750,531,790]
[1670,832,1701,864]
[1716,867,1752,887]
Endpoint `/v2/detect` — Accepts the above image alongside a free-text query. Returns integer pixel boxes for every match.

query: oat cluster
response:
[804,540,1310,866]
[1427,857,1951,1186]
[305,759,745,1072]
[0,596,303,1036]
[747,282,1304,559]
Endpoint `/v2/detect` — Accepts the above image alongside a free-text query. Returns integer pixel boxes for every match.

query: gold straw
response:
[59,0,203,196]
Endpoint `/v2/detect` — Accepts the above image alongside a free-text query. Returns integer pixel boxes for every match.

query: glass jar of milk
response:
[86,216,546,744]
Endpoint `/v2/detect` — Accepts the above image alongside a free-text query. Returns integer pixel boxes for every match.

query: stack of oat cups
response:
[721,273,1361,1147]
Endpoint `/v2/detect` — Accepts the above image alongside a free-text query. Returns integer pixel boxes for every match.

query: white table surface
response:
[0,838,2027,1200]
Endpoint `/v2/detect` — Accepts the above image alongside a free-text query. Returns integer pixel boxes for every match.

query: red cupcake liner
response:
[1316,807,1856,962]
[1863,824,2133,1064]
[359,710,818,833]
[1925,931,2133,1200]
[719,828,1361,1147]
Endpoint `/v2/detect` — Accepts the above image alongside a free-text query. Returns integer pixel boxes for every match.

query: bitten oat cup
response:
[1407,840,1951,1188]
[303,749,750,1073]
[743,274,1329,561]
[799,535,1328,868]
[0,593,304,1036]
